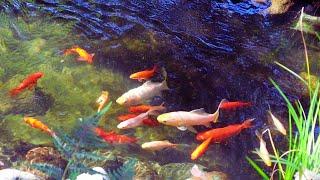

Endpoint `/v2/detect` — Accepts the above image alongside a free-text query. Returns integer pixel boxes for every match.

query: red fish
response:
[142,118,160,127]
[129,65,157,81]
[196,118,254,142]
[10,72,44,97]
[64,46,94,64]
[219,101,252,110]
[117,114,139,121]
[128,104,152,113]
[94,127,137,144]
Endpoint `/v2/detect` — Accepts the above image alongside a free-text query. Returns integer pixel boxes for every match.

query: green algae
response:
[0,13,127,145]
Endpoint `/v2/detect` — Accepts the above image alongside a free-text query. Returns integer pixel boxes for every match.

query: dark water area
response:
[1,0,318,179]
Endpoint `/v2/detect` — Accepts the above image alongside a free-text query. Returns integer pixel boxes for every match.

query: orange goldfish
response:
[128,104,153,113]
[96,91,109,112]
[191,136,213,160]
[24,117,54,136]
[196,118,254,142]
[94,127,137,144]
[64,46,94,64]
[129,65,157,81]
[219,101,252,110]
[10,72,44,97]
[117,114,139,121]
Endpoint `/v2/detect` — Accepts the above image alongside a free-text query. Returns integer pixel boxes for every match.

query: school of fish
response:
[12,45,288,169]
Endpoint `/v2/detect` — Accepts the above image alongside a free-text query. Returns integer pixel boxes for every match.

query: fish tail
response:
[9,88,21,97]
[242,118,255,129]
[153,65,158,72]
[212,99,228,123]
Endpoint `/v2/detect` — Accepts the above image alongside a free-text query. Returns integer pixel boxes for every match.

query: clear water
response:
[0,0,319,179]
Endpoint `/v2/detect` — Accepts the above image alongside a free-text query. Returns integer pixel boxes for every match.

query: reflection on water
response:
[0,0,317,179]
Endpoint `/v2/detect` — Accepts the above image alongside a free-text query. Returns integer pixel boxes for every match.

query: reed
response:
[247,8,320,180]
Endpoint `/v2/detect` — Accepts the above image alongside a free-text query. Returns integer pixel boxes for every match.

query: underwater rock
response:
[268,0,294,14]
[156,163,228,180]
[25,147,66,168]
[76,167,109,180]
[0,168,40,180]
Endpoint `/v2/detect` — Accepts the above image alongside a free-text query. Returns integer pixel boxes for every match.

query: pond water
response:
[0,0,319,179]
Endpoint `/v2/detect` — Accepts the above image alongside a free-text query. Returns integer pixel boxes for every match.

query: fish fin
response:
[187,126,198,133]
[242,118,255,129]
[211,99,228,123]
[77,56,87,62]
[190,108,208,115]
[27,83,36,90]
[190,165,205,178]
[142,80,153,86]
[152,65,158,72]
[177,126,188,131]
[203,122,211,128]
[91,53,95,58]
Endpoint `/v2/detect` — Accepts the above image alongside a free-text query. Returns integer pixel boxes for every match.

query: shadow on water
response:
[0,0,318,178]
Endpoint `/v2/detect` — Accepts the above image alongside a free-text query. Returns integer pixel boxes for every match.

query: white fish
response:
[0,169,40,180]
[157,99,226,131]
[116,69,169,106]
[268,110,287,135]
[141,140,178,151]
[187,165,228,180]
[117,104,166,129]
[254,130,271,167]
[117,112,148,129]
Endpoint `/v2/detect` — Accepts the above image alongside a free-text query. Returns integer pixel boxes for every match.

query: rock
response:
[25,146,67,179]
[25,146,66,168]
[0,168,40,180]
[294,169,320,180]
[76,167,109,180]
[268,0,294,14]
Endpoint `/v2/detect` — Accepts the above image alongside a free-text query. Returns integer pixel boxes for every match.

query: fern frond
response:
[107,158,137,180]
[73,150,111,161]
[31,163,63,180]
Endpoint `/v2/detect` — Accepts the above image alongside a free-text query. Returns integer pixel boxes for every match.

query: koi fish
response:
[64,46,94,64]
[157,99,226,132]
[24,117,54,136]
[254,130,271,166]
[117,114,139,121]
[94,127,137,144]
[10,72,44,97]
[128,104,153,113]
[219,101,252,110]
[96,91,109,112]
[117,104,165,129]
[142,118,160,127]
[141,140,178,151]
[116,69,169,106]
[268,110,286,136]
[129,65,157,82]
[196,118,254,142]
[191,136,213,160]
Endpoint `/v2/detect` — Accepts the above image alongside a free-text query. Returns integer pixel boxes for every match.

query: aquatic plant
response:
[30,102,137,180]
[247,8,320,180]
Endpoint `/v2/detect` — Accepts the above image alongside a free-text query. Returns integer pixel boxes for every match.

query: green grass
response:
[248,8,320,179]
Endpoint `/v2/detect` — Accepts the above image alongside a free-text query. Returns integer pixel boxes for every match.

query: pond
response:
[0,0,319,179]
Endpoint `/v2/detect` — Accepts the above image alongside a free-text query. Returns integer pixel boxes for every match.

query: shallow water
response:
[0,0,319,179]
